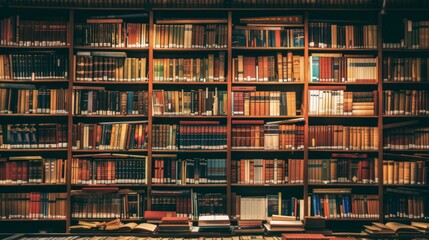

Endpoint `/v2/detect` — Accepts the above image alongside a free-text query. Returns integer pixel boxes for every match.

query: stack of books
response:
[198,215,231,232]
[264,215,304,233]
[411,222,429,234]
[364,222,423,236]
[304,216,331,235]
[158,217,192,233]
[69,219,158,233]
[234,220,264,234]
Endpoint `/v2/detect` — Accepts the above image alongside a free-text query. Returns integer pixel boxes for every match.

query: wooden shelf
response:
[382,48,429,52]
[153,115,227,119]
[72,184,148,187]
[232,47,304,51]
[231,149,304,153]
[73,115,148,118]
[0,149,67,152]
[383,81,429,85]
[0,114,68,117]
[308,82,378,85]
[308,149,379,153]
[231,115,304,119]
[0,219,67,222]
[73,81,148,85]
[152,149,227,153]
[383,115,429,118]
[74,46,149,51]
[308,183,379,187]
[308,48,378,52]
[232,82,304,85]
[153,48,228,51]
[308,115,378,119]
[72,149,148,153]
[0,184,67,187]
[153,82,227,85]
[152,184,227,187]
[0,80,69,83]
[0,45,69,49]
[383,184,429,187]
[231,183,304,187]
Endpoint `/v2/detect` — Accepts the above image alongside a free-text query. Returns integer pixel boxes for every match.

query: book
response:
[385,222,420,234]
[383,90,428,115]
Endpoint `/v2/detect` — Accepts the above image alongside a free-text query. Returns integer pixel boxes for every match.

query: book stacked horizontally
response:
[69,219,158,233]
[233,220,264,234]
[198,215,231,232]
[364,222,423,236]
[363,222,395,235]
[412,222,429,234]
[144,210,177,223]
[264,215,304,233]
[304,216,332,235]
[281,233,328,240]
[158,217,192,233]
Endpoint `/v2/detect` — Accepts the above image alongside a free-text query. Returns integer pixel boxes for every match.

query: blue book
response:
[311,56,320,82]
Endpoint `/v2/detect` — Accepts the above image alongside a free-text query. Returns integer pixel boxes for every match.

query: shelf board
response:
[0,219,67,222]
[0,80,69,83]
[231,149,304,153]
[152,184,227,187]
[232,47,304,51]
[153,48,227,51]
[309,82,378,85]
[72,184,147,187]
[383,81,429,84]
[153,82,227,85]
[73,81,148,85]
[231,115,304,119]
[74,46,149,51]
[231,183,303,187]
[385,218,429,222]
[153,115,227,119]
[72,149,148,153]
[156,19,227,24]
[383,115,429,118]
[152,149,227,153]
[308,47,378,52]
[0,184,67,187]
[232,82,304,85]
[383,48,429,52]
[71,218,144,222]
[383,184,428,187]
[322,218,379,221]
[0,114,68,117]
[383,149,429,153]
[309,115,378,119]
[308,183,379,187]
[73,115,148,118]
[308,149,378,153]
[0,149,67,152]
[0,45,69,49]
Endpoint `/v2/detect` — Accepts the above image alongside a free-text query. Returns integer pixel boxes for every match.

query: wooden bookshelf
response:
[0,0,428,235]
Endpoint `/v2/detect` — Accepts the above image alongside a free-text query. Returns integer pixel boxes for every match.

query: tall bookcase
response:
[0,0,428,234]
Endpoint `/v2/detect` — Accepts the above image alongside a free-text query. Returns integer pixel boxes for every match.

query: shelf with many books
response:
[1,2,429,235]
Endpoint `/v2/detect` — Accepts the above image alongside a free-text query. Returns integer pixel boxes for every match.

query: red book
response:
[144,210,177,220]
[161,216,189,224]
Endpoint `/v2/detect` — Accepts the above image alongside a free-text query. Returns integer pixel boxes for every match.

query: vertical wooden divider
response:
[377,10,384,223]
[303,10,310,218]
[226,10,233,217]
[66,9,74,233]
[147,10,154,211]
